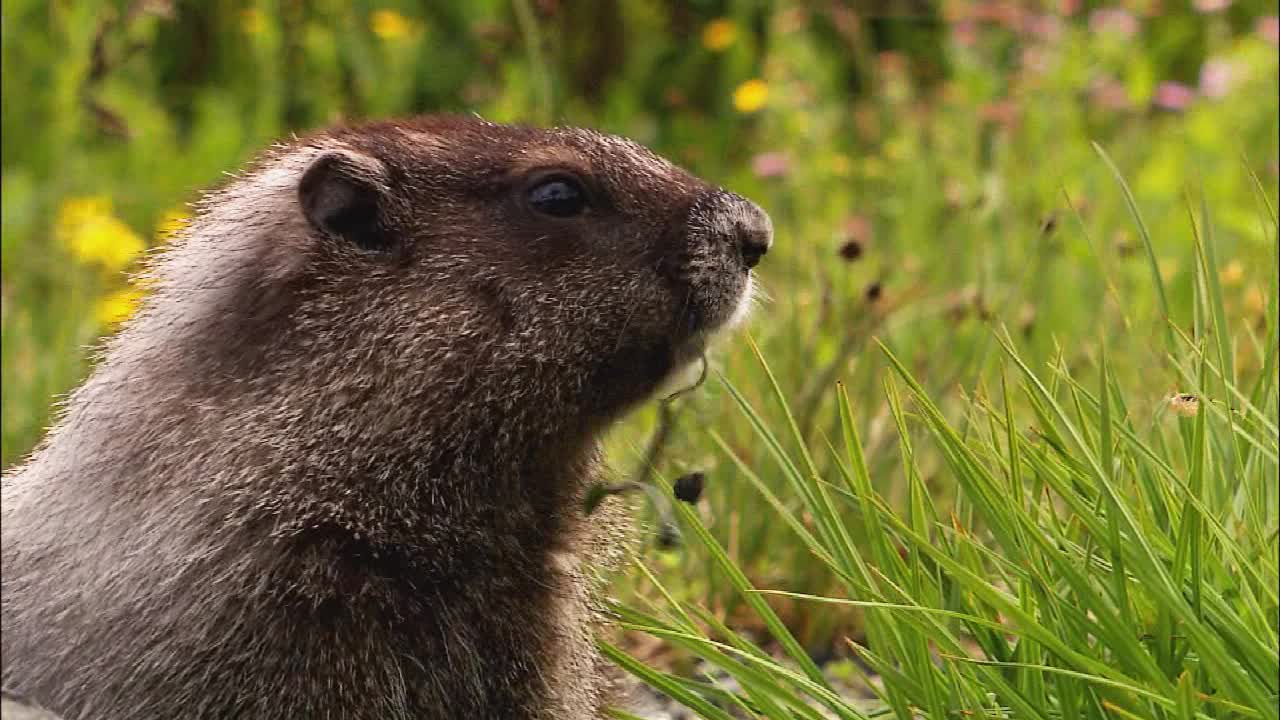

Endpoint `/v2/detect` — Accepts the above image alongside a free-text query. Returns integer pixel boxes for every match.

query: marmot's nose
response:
[723,193,773,269]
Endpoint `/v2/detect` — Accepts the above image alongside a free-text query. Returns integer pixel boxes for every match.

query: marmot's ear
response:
[298,150,392,251]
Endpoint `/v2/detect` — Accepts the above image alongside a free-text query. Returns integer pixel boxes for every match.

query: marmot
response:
[1,116,772,719]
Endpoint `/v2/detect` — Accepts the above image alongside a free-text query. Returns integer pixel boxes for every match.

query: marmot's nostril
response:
[738,225,770,269]
[691,190,773,271]
[734,200,772,270]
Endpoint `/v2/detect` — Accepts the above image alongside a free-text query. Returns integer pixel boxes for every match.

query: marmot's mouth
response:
[675,273,754,338]
[659,273,753,394]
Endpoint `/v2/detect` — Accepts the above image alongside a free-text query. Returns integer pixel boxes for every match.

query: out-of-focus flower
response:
[97,287,144,327]
[1198,59,1233,99]
[154,208,190,244]
[1024,14,1062,41]
[952,18,978,47]
[240,8,266,35]
[701,18,737,51]
[1258,16,1279,45]
[732,79,769,113]
[1193,0,1231,12]
[370,9,412,41]
[1059,0,1082,15]
[1219,260,1244,286]
[56,196,145,272]
[1021,46,1050,74]
[1153,81,1195,111]
[751,152,790,179]
[1089,8,1139,38]
[1159,257,1179,282]
[979,99,1019,128]
[970,1,1024,29]
[57,196,112,229]
[844,215,872,244]
[1090,75,1131,111]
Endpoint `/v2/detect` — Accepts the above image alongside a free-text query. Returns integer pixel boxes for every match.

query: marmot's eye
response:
[527,176,588,217]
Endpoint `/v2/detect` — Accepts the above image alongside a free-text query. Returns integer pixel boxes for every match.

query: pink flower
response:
[751,152,791,179]
[1059,0,1082,16]
[1089,8,1139,38]
[1192,0,1231,12]
[952,19,978,47]
[1153,81,1195,111]
[1024,13,1063,41]
[1021,46,1050,74]
[844,215,872,244]
[1259,16,1279,45]
[1198,59,1233,98]
[1090,75,1131,111]
[971,1,1024,29]
[980,99,1020,128]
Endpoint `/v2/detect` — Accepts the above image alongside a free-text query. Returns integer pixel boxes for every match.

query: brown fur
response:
[1,115,770,719]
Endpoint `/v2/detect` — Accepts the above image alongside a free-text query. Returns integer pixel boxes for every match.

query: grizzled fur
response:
[1,116,770,719]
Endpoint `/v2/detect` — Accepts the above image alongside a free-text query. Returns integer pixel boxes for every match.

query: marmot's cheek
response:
[724,273,757,330]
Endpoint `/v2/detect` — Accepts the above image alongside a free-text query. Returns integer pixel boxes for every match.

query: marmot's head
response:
[152,116,770,434]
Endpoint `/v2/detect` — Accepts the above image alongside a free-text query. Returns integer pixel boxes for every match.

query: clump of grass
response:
[608,183,1279,718]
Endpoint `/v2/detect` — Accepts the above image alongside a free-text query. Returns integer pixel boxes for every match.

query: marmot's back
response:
[1,115,771,719]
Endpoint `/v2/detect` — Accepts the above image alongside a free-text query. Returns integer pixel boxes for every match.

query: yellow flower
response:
[154,208,190,244]
[241,8,266,35]
[732,79,769,113]
[96,287,144,327]
[69,217,145,271]
[56,196,113,230]
[1219,259,1244,286]
[370,9,412,40]
[56,196,145,272]
[702,18,738,51]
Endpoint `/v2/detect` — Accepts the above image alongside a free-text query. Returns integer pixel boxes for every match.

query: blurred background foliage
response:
[2,0,1278,667]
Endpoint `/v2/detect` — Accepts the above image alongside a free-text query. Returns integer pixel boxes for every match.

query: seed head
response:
[672,472,705,504]
[1169,393,1200,418]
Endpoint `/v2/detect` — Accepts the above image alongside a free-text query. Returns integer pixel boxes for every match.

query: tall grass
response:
[605,179,1279,717]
